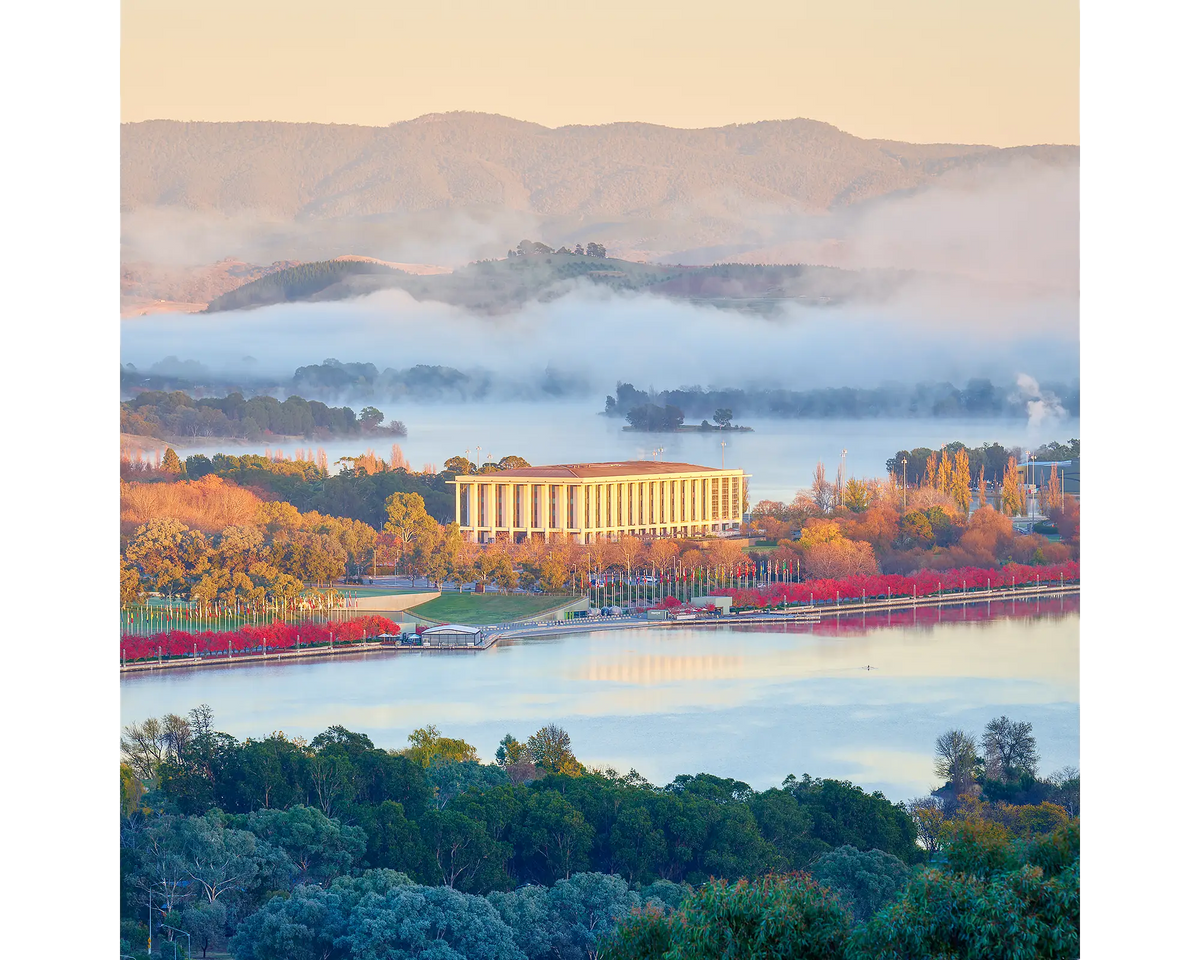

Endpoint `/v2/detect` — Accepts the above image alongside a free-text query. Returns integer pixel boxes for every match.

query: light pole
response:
[901,457,907,512]
[162,924,192,960]
[840,448,847,507]
[720,441,727,469]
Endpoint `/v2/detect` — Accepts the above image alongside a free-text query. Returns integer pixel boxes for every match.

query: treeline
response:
[121,448,456,528]
[121,357,587,403]
[750,467,1080,578]
[508,239,607,257]
[206,259,401,312]
[121,389,405,441]
[604,378,1081,420]
[120,710,1078,959]
[886,438,1080,487]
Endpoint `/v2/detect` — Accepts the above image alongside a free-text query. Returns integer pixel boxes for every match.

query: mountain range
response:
[121,112,1078,269]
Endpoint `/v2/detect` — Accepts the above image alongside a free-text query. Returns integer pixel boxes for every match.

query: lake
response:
[120,597,1079,801]
[156,403,1080,505]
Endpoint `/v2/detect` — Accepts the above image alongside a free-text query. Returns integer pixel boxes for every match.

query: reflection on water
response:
[121,599,1078,800]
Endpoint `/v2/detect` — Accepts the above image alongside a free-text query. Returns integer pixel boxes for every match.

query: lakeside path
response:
[120,582,1078,675]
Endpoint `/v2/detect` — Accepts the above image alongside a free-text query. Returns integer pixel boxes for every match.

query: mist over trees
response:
[604,378,1080,421]
[121,389,406,442]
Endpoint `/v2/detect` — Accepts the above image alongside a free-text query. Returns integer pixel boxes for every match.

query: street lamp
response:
[162,925,192,960]
[901,458,908,511]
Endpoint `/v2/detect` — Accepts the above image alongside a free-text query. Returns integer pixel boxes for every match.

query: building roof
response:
[456,460,738,480]
[422,623,482,635]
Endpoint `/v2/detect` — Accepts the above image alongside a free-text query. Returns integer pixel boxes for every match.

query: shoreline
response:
[120,581,1078,675]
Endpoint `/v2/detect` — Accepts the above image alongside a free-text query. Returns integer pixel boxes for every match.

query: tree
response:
[842,479,871,513]
[516,790,595,880]
[420,808,511,891]
[574,243,585,255]
[934,730,980,796]
[982,717,1039,783]
[847,824,1079,960]
[359,406,385,430]
[1000,456,1024,516]
[120,559,144,605]
[586,242,607,258]
[713,408,733,429]
[525,724,582,774]
[241,805,367,887]
[809,846,911,923]
[808,463,835,512]
[122,717,168,780]
[405,725,481,768]
[445,456,474,476]
[907,796,947,853]
[949,448,972,513]
[495,734,524,766]
[162,447,184,474]
[384,492,437,546]
[662,873,852,960]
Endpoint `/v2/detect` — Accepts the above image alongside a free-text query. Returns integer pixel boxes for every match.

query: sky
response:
[121,0,1079,146]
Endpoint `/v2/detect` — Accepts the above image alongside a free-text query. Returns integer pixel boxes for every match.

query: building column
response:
[504,483,514,537]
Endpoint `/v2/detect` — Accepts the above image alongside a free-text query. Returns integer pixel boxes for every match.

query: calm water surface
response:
[121,600,1079,801]
[168,404,1080,505]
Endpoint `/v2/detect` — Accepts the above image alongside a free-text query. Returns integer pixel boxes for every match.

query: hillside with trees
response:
[121,114,1077,259]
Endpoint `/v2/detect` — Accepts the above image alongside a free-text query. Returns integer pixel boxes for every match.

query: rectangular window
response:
[670,481,676,523]
[721,477,730,517]
[616,483,623,527]
[711,478,719,518]
[460,485,471,526]
[606,484,612,528]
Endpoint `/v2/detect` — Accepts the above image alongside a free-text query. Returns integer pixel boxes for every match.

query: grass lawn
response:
[409,593,573,624]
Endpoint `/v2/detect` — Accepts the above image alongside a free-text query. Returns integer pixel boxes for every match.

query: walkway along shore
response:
[119,581,1079,675]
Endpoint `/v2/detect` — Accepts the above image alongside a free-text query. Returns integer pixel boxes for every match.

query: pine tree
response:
[161,447,183,474]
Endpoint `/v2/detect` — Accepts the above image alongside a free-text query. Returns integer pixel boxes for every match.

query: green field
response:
[408,593,573,624]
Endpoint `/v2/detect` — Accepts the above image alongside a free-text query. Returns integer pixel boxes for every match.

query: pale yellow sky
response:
[122,0,1078,146]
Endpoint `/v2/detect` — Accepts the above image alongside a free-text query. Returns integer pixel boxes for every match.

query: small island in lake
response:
[619,402,754,433]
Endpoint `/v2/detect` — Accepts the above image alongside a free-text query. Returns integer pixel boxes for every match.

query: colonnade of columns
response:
[453,471,747,543]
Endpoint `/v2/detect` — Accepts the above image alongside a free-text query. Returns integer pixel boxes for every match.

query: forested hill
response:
[122,114,1077,225]
[206,259,406,312]
[205,252,909,314]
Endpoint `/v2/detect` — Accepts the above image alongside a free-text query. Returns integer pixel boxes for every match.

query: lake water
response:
[155,403,1080,505]
[120,598,1079,801]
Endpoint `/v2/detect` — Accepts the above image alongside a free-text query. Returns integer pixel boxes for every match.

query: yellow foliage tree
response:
[923,452,939,489]
[1000,457,1024,516]
[936,449,953,495]
[949,448,973,513]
